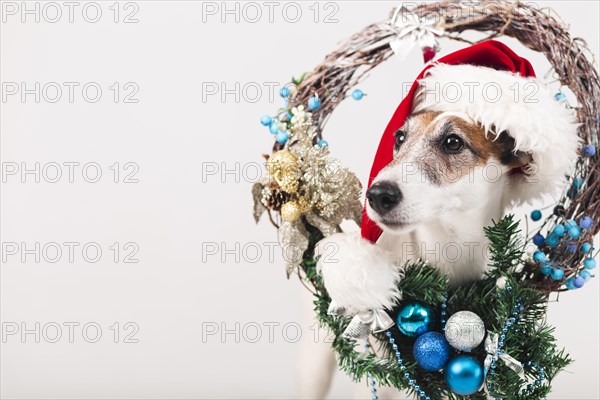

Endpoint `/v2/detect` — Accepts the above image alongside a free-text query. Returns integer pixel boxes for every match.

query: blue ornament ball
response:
[583,144,596,157]
[584,258,597,270]
[546,233,559,247]
[532,233,545,247]
[550,268,565,280]
[413,332,450,371]
[276,131,288,145]
[565,219,578,229]
[261,115,272,126]
[445,355,484,396]
[566,278,576,290]
[580,216,593,229]
[352,88,365,100]
[582,242,592,254]
[531,210,542,221]
[567,243,578,253]
[317,139,328,148]
[308,96,321,110]
[279,87,290,98]
[396,302,434,337]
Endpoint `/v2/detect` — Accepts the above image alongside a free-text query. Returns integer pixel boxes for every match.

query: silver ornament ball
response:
[444,311,485,352]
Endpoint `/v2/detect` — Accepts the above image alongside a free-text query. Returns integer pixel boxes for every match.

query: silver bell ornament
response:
[444,311,485,352]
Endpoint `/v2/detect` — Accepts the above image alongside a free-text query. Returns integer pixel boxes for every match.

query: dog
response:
[298,43,579,399]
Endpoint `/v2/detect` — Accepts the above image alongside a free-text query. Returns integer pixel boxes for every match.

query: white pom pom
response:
[315,232,401,311]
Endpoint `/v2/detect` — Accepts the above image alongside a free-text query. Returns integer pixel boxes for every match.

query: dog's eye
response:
[394,129,406,149]
[442,134,464,154]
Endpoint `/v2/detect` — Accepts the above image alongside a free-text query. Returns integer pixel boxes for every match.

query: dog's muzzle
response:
[366,181,402,215]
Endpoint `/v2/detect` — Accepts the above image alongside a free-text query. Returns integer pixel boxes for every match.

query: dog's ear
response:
[494,131,533,169]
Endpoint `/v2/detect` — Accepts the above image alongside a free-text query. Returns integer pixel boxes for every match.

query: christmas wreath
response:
[252,2,598,399]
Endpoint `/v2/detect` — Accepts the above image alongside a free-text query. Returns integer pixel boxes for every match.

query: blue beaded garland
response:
[261,115,272,126]
[396,302,434,337]
[352,88,365,100]
[413,332,451,371]
[565,219,578,229]
[532,233,545,247]
[308,96,321,110]
[530,210,542,221]
[445,355,484,396]
[584,258,597,270]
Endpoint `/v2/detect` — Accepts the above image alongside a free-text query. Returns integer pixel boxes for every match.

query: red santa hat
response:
[361,40,579,244]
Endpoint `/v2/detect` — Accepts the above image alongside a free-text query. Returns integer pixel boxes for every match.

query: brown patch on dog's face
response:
[391,112,530,185]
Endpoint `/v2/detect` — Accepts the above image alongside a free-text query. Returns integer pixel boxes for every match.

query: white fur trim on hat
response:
[413,64,580,205]
[316,232,401,312]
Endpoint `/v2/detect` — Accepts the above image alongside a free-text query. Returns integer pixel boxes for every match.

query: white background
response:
[1,1,599,399]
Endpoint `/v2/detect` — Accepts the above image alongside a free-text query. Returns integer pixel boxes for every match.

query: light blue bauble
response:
[413,332,450,371]
[445,355,484,396]
[396,302,434,337]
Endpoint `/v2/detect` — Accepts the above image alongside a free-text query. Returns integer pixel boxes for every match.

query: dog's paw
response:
[315,232,401,312]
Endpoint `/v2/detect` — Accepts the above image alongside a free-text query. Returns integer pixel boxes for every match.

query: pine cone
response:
[261,188,291,211]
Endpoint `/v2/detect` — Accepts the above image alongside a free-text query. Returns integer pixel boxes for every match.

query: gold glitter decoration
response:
[281,201,302,222]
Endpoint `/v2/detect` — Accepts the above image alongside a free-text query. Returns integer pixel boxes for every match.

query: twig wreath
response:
[252,1,599,399]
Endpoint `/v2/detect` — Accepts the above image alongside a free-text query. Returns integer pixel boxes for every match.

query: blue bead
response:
[260,115,272,126]
[552,224,565,237]
[404,372,410,378]
[554,92,567,102]
[389,338,395,344]
[573,276,585,288]
[279,87,290,98]
[533,233,545,247]
[308,96,321,110]
[584,258,597,270]
[352,88,365,100]
[498,341,504,347]
[276,131,288,145]
[567,226,581,239]
[531,210,542,221]
[567,243,578,253]
[445,356,484,396]
[573,177,584,190]
[582,242,592,254]
[409,379,414,385]
[386,331,392,337]
[392,344,398,351]
[580,216,593,229]
[550,268,565,280]
[533,251,547,263]
[579,270,592,281]
[413,332,451,371]
[269,122,279,134]
[317,139,328,148]
[583,144,596,157]
[540,266,552,275]
[414,385,420,391]
[546,234,559,247]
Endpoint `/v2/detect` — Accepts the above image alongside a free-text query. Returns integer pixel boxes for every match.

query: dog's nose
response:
[366,182,402,215]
